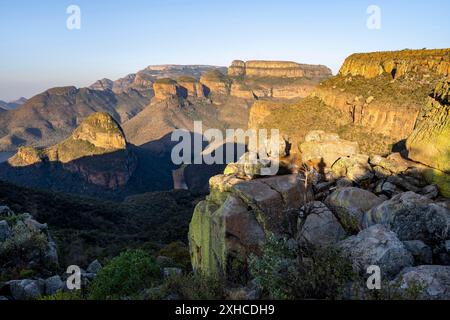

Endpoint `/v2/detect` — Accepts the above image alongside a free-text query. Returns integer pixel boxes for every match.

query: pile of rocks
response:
[188,130,450,300]
[296,131,450,299]
[0,205,102,300]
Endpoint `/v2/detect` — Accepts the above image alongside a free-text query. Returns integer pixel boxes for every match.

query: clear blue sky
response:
[1,0,449,101]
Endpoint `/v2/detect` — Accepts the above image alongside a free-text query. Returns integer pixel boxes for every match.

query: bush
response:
[158,242,191,271]
[249,234,356,300]
[149,273,224,300]
[89,249,161,300]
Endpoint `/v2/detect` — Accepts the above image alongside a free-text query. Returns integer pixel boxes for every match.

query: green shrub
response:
[149,273,224,300]
[89,249,161,300]
[249,234,356,300]
[159,242,191,271]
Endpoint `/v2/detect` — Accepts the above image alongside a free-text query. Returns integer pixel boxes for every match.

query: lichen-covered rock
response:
[5,279,45,300]
[331,154,373,183]
[402,240,433,265]
[406,79,450,197]
[363,192,450,246]
[369,154,410,175]
[300,131,359,171]
[0,211,59,279]
[338,224,413,279]
[297,201,346,248]
[393,265,450,300]
[44,275,65,296]
[189,173,312,281]
[325,187,384,233]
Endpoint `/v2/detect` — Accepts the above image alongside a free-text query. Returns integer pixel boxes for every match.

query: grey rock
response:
[386,176,420,193]
[363,192,450,245]
[338,225,413,279]
[375,181,399,197]
[402,240,433,265]
[0,220,11,241]
[44,276,64,296]
[7,279,45,300]
[419,185,439,199]
[87,260,102,274]
[393,265,450,300]
[325,187,384,233]
[336,177,353,189]
[24,218,48,232]
[0,206,14,217]
[297,201,346,248]
[163,267,183,278]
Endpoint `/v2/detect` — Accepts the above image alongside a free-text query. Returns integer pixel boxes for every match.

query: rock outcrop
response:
[153,78,180,100]
[0,207,59,281]
[338,224,414,279]
[300,131,359,170]
[339,49,450,79]
[228,60,332,78]
[406,79,450,196]
[7,112,136,189]
[189,173,313,282]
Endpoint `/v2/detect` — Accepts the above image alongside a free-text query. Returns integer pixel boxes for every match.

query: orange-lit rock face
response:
[153,80,179,100]
[177,77,205,98]
[313,87,419,141]
[228,60,332,78]
[339,49,450,79]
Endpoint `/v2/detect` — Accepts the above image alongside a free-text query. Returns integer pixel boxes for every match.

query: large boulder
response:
[325,187,384,233]
[189,173,313,282]
[338,225,413,279]
[363,192,450,246]
[0,220,11,241]
[393,265,450,300]
[44,276,65,296]
[297,201,347,248]
[331,154,373,184]
[6,279,45,300]
[300,131,359,171]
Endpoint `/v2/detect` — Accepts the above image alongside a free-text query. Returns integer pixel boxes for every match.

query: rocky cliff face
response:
[189,174,313,281]
[7,112,136,189]
[339,49,450,79]
[248,49,450,156]
[406,79,450,196]
[228,60,332,78]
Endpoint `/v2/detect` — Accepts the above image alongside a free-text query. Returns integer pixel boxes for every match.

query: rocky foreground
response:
[189,122,450,299]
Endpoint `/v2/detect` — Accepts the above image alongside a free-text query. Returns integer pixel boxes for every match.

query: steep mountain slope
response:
[0,87,151,151]
[89,65,227,94]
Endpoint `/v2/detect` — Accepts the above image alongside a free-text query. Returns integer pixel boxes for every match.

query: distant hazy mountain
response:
[89,64,226,94]
[0,86,151,151]
[0,97,27,110]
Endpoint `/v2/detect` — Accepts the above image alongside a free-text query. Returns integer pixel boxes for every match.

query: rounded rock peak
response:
[71,112,127,150]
